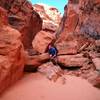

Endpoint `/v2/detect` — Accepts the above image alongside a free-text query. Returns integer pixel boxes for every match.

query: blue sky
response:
[29,0,68,14]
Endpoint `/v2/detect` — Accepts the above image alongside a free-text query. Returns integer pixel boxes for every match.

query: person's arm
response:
[52,48,57,57]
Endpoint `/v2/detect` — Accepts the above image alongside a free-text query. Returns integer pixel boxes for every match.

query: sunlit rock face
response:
[33,3,62,33]
[0,7,25,94]
[0,0,42,49]
[32,31,55,53]
[0,7,8,26]
[55,0,100,86]
[56,0,100,55]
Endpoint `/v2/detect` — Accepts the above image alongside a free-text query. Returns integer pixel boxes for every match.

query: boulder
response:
[38,62,64,81]
[32,31,55,53]
[24,52,50,67]
[56,34,90,55]
[93,76,100,88]
[58,54,89,67]
[87,71,100,88]
[0,26,25,94]
[95,40,100,47]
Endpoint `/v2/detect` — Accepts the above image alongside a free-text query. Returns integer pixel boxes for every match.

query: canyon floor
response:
[0,72,100,100]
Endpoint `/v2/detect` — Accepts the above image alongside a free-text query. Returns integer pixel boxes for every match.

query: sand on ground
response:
[0,72,100,100]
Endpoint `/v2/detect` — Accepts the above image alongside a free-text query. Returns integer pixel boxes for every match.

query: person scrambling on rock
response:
[48,44,58,57]
[40,44,65,83]
[48,44,58,64]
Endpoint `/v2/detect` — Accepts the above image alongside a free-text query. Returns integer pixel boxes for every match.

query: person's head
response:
[48,42,56,49]
[48,44,52,49]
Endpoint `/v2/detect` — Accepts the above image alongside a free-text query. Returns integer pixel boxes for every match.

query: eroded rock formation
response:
[0,0,42,49]
[33,3,61,32]
[32,31,55,53]
[0,7,25,94]
[32,4,62,54]
[0,0,100,94]
[55,0,100,86]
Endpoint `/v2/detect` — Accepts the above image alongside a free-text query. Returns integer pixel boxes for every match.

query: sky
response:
[28,0,68,14]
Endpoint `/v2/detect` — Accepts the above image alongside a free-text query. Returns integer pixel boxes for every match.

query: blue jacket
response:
[48,47,58,56]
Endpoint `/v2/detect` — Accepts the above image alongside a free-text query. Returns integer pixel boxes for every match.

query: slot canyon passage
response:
[0,0,100,100]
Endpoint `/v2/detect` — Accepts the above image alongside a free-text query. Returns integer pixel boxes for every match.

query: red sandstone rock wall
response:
[56,0,100,55]
[0,0,42,49]
[0,0,100,93]
[0,7,25,94]
[55,0,100,86]
[32,4,61,53]
[33,4,61,33]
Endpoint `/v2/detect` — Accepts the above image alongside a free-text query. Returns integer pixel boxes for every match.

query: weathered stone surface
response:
[58,54,89,67]
[92,58,100,71]
[56,3,79,41]
[56,34,90,55]
[69,0,79,4]
[0,26,25,94]
[32,31,55,53]
[64,10,79,33]
[79,14,100,39]
[0,7,24,94]
[0,55,11,93]
[93,76,100,88]
[56,0,100,55]
[25,52,50,67]
[86,71,100,88]
[0,7,8,26]
[33,4,61,32]
[78,0,100,39]
[42,21,58,32]
[56,40,78,55]
[95,40,100,47]
[55,4,85,54]
[38,62,63,81]
[55,0,100,83]
[0,0,42,49]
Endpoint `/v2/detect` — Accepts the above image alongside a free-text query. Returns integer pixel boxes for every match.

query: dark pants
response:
[50,56,58,65]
